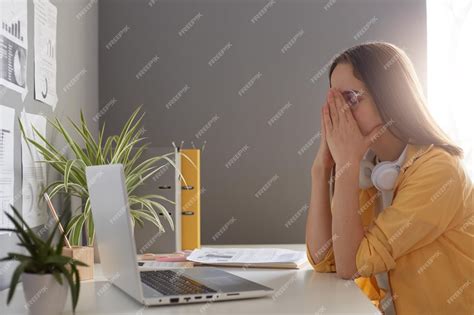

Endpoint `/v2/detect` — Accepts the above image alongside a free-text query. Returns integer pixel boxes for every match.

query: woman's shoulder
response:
[402,144,465,179]
[399,144,472,204]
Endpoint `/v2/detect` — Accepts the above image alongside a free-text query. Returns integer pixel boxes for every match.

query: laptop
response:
[85,164,274,306]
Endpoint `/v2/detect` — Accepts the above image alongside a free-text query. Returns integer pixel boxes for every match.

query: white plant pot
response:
[21,273,69,315]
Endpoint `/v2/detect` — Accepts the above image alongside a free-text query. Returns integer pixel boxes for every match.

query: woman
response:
[305,41,473,315]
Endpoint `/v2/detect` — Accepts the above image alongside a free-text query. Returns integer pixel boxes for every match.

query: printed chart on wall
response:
[34,0,57,108]
[21,112,48,228]
[0,0,28,99]
[0,105,15,234]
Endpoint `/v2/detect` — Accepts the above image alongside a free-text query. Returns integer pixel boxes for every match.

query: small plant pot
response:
[22,273,69,315]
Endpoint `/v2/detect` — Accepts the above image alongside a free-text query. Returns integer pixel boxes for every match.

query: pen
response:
[44,193,72,248]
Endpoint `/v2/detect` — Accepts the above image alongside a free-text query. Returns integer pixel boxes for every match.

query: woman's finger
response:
[323,103,332,132]
[343,101,358,126]
[320,106,326,138]
[334,89,350,122]
[328,89,339,125]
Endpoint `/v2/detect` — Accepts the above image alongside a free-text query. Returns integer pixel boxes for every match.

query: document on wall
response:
[187,247,308,269]
[0,0,28,100]
[33,0,57,108]
[0,105,15,234]
[21,112,47,227]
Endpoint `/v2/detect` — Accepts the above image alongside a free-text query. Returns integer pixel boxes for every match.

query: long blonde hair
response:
[329,41,463,157]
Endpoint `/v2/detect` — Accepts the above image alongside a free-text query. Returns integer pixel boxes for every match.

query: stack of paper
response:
[186,247,307,269]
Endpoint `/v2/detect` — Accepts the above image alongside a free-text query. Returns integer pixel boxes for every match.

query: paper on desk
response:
[186,247,306,264]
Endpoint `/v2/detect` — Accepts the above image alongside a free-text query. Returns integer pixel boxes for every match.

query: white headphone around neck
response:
[359,145,408,192]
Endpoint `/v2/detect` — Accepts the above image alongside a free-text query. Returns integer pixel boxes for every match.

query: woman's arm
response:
[306,164,334,265]
[331,161,364,279]
[306,101,336,266]
[322,88,382,279]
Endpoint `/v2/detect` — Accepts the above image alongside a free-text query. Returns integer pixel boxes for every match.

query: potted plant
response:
[0,205,87,314]
[20,107,188,247]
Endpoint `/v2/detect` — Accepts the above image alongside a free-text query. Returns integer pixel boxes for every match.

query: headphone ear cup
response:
[359,160,375,189]
[372,162,400,191]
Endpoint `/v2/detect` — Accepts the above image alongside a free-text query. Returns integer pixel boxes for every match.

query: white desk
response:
[0,244,380,314]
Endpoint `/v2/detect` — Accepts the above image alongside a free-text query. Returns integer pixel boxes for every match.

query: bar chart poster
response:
[0,0,28,97]
[34,0,57,108]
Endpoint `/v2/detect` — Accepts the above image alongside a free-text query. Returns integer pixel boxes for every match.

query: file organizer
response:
[180,149,201,250]
[133,146,182,254]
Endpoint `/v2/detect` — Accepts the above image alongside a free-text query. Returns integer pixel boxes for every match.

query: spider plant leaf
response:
[180,151,198,170]
[147,199,174,231]
[142,153,189,188]
[51,118,92,165]
[129,209,161,231]
[20,119,63,160]
[86,212,95,246]
[96,123,106,163]
[112,122,141,163]
[113,137,146,164]
[140,194,175,205]
[43,180,65,195]
[65,214,83,234]
[115,107,142,146]
[128,152,174,177]
[63,160,77,192]
[48,182,67,199]
[129,198,165,232]
[123,145,146,173]
[136,198,168,231]
[69,119,97,161]
[71,214,86,246]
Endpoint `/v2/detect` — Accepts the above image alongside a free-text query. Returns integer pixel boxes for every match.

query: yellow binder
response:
[180,149,201,250]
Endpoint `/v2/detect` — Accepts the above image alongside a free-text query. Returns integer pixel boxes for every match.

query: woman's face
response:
[329,63,384,136]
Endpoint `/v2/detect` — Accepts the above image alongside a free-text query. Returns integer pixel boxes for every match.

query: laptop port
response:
[194,296,202,299]
[184,297,191,302]
[227,293,240,296]
[170,298,179,303]
[206,295,213,299]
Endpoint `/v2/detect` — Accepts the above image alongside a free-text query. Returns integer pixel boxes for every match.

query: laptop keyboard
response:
[140,270,217,296]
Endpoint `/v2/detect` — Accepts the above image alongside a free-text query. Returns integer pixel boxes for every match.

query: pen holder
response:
[62,246,94,281]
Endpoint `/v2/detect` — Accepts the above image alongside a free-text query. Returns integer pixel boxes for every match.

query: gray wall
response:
[0,0,98,290]
[99,0,427,244]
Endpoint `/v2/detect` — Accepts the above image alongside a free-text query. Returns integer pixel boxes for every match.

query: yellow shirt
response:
[306,144,474,314]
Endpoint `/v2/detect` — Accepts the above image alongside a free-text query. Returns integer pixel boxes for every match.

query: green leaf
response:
[86,211,95,246]
[52,271,63,285]
[56,264,79,311]
[63,159,76,192]
[7,261,28,304]
[71,214,86,246]
[43,255,73,265]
